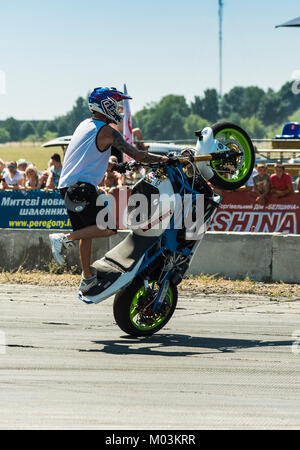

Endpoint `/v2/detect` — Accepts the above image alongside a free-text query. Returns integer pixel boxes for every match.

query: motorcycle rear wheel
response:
[209,122,255,190]
[113,279,178,337]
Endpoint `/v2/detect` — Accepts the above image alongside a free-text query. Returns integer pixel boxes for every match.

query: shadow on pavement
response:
[78,334,294,357]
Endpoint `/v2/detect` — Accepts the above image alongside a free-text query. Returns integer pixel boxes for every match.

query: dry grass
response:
[181,274,300,298]
[0,269,81,287]
[1,270,299,299]
[0,144,64,171]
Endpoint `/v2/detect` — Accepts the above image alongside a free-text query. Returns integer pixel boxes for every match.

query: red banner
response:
[209,192,300,234]
[114,189,300,234]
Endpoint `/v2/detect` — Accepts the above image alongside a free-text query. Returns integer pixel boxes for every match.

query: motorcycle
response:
[79,122,255,336]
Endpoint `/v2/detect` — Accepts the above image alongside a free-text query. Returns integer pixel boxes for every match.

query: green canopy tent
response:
[276,16,300,28]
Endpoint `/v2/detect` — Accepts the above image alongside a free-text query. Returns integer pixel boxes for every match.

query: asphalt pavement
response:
[0,284,299,430]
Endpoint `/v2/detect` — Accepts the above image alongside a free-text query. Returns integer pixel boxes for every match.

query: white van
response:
[43,136,186,161]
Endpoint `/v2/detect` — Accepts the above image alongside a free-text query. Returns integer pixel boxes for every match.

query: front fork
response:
[151,193,221,308]
[142,192,222,313]
[143,273,171,313]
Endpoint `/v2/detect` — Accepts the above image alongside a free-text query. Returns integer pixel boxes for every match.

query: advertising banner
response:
[0,188,132,231]
[209,192,300,234]
[1,190,300,234]
[0,190,72,230]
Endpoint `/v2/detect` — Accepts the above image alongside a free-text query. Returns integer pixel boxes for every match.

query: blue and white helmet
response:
[88,87,132,124]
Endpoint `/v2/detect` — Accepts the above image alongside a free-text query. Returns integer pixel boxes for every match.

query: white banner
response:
[123,83,134,162]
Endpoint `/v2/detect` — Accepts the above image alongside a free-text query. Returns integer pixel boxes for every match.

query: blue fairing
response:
[136,164,199,277]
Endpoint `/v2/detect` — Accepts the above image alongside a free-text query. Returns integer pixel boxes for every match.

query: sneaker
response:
[49,234,74,265]
[79,267,99,294]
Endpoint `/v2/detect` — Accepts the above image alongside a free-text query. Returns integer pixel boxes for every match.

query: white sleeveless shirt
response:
[58,118,111,189]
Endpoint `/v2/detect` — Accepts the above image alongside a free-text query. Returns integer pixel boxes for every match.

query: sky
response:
[0,0,300,120]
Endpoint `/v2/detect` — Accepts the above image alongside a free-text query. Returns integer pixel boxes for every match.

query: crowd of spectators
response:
[0,153,63,192]
[1,150,300,199]
[0,151,149,194]
[228,161,299,204]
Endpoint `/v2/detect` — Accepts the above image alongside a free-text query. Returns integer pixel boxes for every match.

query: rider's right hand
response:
[111,163,128,174]
[166,154,179,166]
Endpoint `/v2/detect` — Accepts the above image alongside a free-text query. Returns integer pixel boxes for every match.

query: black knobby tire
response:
[113,279,178,337]
[208,121,255,191]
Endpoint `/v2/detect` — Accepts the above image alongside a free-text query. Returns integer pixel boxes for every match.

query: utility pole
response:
[218,0,224,99]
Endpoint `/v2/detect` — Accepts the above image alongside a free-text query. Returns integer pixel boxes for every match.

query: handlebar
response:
[111,150,242,174]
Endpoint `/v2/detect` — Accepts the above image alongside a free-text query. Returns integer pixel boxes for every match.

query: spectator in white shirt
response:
[1,161,25,191]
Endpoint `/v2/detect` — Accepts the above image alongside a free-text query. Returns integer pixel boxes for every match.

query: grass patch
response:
[0,143,64,171]
[181,274,300,298]
[0,268,80,287]
[0,270,299,298]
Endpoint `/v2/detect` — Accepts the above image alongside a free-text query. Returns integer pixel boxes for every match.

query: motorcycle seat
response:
[104,232,158,272]
[85,233,158,304]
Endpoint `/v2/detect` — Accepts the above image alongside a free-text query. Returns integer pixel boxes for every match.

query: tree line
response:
[0,81,300,144]
[133,82,300,141]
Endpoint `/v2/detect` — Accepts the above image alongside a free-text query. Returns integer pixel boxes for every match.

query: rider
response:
[49,87,167,301]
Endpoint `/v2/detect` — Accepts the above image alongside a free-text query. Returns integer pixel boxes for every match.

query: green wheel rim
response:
[213,128,252,183]
[129,282,174,332]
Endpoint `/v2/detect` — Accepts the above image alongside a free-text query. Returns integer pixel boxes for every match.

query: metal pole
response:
[218,0,224,98]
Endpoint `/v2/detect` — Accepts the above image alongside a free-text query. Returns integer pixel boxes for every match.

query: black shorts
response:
[60,182,117,233]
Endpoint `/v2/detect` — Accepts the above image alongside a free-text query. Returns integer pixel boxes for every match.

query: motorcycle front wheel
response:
[209,121,255,190]
[113,279,178,337]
